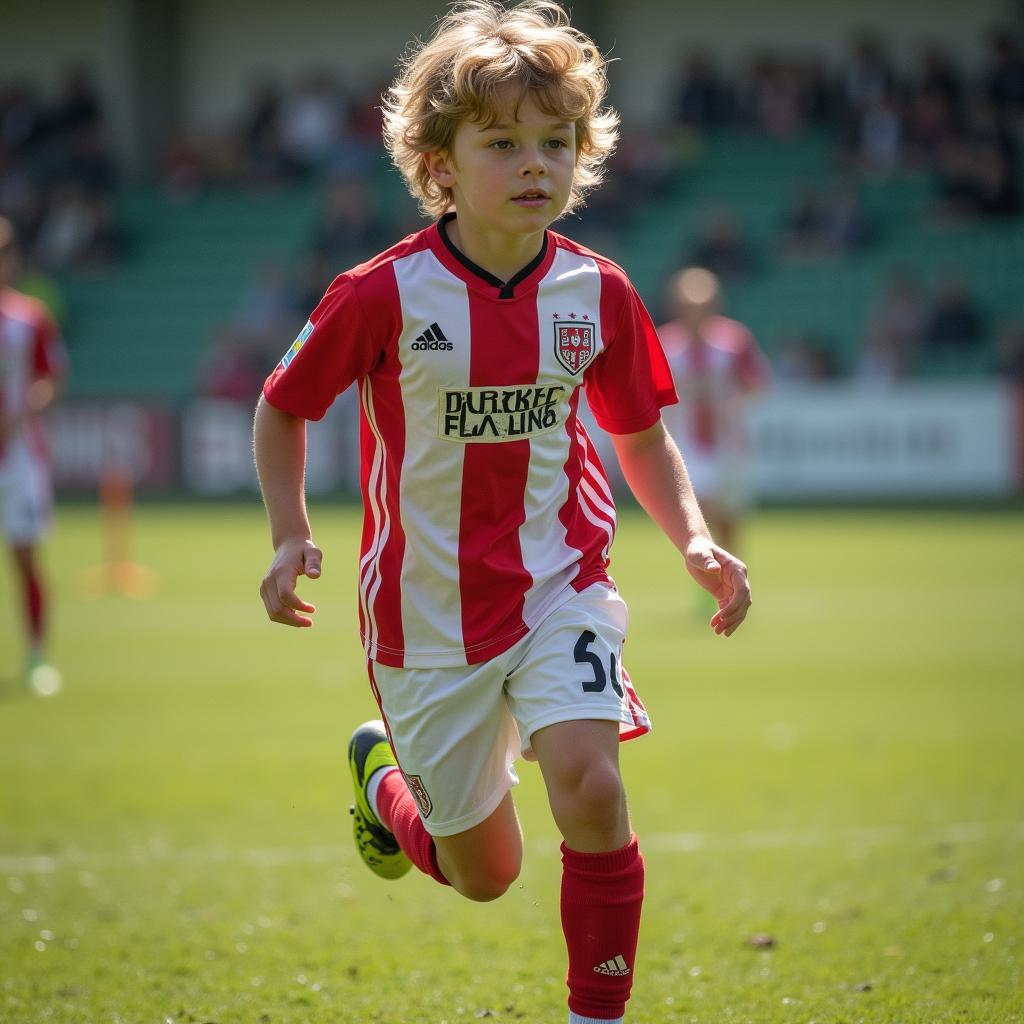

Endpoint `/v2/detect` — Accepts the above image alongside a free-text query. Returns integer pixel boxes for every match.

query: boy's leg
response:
[533,720,644,1024]
[11,544,46,659]
[358,735,523,900]
[359,654,527,899]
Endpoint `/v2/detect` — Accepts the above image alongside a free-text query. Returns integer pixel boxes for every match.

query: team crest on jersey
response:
[280,320,314,369]
[553,318,596,374]
[403,772,433,818]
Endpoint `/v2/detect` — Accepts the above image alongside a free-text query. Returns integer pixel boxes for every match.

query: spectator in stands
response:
[687,207,754,281]
[672,49,729,129]
[57,121,117,195]
[905,91,956,166]
[0,81,46,157]
[924,274,985,350]
[161,126,207,200]
[332,75,391,178]
[916,46,963,113]
[0,142,39,239]
[986,29,1024,128]
[34,182,98,269]
[783,182,869,257]
[313,176,382,264]
[783,186,825,253]
[843,33,896,116]
[972,142,1020,217]
[933,131,1020,221]
[792,56,835,127]
[739,54,804,138]
[281,72,346,173]
[933,136,980,218]
[857,91,903,175]
[239,80,302,185]
[50,66,103,138]
[865,270,926,362]
[905,50,961,166]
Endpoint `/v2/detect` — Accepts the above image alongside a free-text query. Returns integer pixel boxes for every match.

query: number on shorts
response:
[574,630,624,697]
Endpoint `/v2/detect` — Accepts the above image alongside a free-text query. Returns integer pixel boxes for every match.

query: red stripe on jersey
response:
[457,291,538,661]
[357,267,406,662]
[359,377,407,660]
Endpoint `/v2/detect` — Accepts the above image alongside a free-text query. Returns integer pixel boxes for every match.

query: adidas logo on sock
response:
[411,322,453,351]
[593,954,631,976]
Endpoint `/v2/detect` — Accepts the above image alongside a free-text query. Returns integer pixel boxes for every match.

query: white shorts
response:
[368,583,651,837]
[0,441,53,544]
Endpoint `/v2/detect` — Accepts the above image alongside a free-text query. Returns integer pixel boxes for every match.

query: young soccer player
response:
[0,217,68,695]
[255,4,752,1021]
[657,266,771,553]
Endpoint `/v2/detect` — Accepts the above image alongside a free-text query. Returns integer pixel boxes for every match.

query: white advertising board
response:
[746,384,1018,499]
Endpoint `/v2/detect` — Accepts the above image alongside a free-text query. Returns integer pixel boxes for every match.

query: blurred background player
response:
[0,217,68,695]
[657,267,770,554]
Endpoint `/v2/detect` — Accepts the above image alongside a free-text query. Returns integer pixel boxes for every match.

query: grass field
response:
[1,503,1022,1024]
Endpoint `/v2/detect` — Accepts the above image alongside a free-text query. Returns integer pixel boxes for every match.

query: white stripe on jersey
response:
[576,423,616,562]
[358,377,390,660]
[393,249,473,660]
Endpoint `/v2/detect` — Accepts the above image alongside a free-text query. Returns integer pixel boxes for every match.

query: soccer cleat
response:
[348,720,411,880]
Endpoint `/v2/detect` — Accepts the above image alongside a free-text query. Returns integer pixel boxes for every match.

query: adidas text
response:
[412,339,453,351]
[594,955,631,976]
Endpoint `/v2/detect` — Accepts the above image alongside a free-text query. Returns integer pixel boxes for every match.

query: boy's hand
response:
[260,539,323,627]
[684,540,751,637]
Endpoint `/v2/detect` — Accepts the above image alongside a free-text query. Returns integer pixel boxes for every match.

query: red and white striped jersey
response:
[264,215,676,668]
[0,287,68,465]
[657,315,770,456]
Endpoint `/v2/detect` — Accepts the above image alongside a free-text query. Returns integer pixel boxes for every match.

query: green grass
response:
[1,504,1022,1023]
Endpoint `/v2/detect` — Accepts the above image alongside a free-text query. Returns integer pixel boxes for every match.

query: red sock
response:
[561,835,644,1020]
[375,769,450,886]
[22,567,46,648]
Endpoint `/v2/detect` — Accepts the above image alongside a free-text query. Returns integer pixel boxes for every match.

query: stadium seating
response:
[622,129,1019,375]
[53,131,1021,398]
[58,187,317,398]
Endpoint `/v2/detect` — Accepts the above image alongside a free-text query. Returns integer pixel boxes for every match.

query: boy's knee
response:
[550,759,626,832]
[576,762,626,817]
[448,859,521,903]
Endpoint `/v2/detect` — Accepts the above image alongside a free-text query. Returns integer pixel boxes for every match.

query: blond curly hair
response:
[382,0,619,219]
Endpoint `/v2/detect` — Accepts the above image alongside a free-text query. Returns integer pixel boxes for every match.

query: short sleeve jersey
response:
[0,287,68,464]
[264,215,677,668]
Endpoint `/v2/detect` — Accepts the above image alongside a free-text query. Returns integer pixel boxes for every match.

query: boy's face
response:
[426,90,576,241]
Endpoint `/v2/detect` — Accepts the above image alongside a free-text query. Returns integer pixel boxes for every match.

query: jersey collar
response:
[429,212,553,300]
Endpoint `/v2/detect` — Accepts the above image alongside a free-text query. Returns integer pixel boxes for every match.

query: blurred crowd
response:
[673,28,1023,218]
[0,67,122,275]
[3,23,1023,399]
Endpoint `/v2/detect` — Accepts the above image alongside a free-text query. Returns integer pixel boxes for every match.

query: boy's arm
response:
[253,395,324,628]
[610,418,752,637]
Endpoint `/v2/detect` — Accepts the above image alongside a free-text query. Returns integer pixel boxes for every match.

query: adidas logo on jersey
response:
[411,322,453,351]
[593,954,631,977]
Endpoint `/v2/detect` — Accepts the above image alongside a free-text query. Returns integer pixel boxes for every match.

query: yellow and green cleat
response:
[348,720,412,880]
